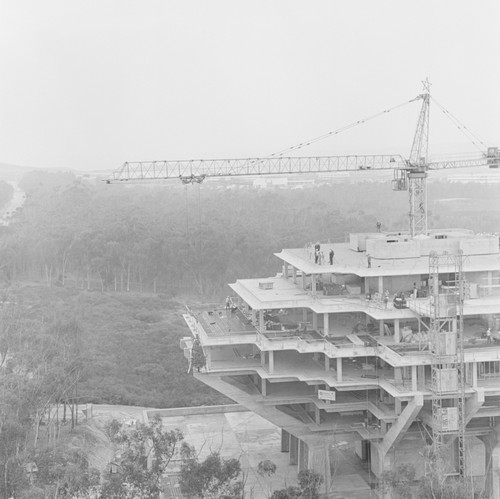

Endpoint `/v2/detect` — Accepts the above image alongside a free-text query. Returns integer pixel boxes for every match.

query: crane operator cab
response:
[487,147,499,168]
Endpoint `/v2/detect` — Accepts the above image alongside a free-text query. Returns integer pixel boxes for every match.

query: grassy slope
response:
[8,284,231,408]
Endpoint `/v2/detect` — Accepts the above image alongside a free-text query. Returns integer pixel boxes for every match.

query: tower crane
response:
[107,82,499,237]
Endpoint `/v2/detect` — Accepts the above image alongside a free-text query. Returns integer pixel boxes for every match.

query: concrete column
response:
[259,310,264,333]
[418,366,425,390]
[473,361,478,388]
[307,443,331,494]
[315,406,321,425]
[283,263,289,279]
[325,356,330,371]
[302,272,306,290]
[395,399,402,415]
[378,276,384,294]
[261,378,267,396]
[323,313,329,336]
[337,358,343,382]
[379,320,384,335]
[311,274,317,296]
[411,365,417,392]
[261,351,266,367]
[289,435,298,465]
[312,312,318,330]
[269,350,274,374]
[251,309,257,325]
[484,429,500,498]
[302,309,308,322]
[281,429,290,452]
[394,319,400,343]
[292,267,297,284]
[205,348,212,370]
[298,440,308,472]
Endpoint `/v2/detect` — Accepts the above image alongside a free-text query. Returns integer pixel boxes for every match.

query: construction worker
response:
[329,249,334,265]
[367,254,372,268]
[487,328,492,343]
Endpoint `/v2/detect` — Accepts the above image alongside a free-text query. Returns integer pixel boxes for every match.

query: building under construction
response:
[182,228,500,495]
[106,83,500,495]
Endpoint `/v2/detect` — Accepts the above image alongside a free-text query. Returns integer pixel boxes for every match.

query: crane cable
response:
[430,96,487,154]
[266,97,421,159]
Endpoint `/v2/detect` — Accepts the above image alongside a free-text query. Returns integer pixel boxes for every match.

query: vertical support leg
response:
[323,313,329,336]
[378,276,384,294]
[337,358,343,382]
[289,435,298,465]
[281,430,290,452]
[394,319,400,343]
[298,440,308,472]
[307,443,331,494]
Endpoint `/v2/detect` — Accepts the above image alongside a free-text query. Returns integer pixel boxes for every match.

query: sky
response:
[1,0,499,173]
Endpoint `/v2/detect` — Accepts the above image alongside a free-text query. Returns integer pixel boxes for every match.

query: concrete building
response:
[182,229,500,496]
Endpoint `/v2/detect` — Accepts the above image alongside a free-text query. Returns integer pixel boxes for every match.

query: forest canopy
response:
[2,170,498,298]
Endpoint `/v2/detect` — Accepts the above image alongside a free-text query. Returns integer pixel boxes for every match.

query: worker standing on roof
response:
[329,249,334,265]
[376,221,382,232]
[367,254,372,268]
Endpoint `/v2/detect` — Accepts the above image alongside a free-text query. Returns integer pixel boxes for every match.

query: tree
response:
[269,486,302,499]
[381,463,416,499]
[257,459,277,498]
[32,448,100,499]
[191,337,206,373]
[178,443,243,499]
[270,469,324,499]
[102,416,183,499]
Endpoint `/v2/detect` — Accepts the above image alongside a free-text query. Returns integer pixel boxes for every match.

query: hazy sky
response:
[1,1,499,172]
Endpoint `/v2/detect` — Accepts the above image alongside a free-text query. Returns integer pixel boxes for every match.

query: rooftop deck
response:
[274,241,500,277]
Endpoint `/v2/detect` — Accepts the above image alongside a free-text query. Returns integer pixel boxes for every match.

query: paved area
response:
[91,404,377,498]
[160,410,297,499]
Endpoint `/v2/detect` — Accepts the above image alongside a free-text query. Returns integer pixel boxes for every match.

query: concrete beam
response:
[465,389,485,426]
[380,393,423,455]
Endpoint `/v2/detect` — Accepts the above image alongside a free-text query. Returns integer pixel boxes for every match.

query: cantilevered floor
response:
[230,275,500,317]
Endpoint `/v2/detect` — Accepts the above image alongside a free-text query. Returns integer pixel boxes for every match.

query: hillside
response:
[3,284,230,408]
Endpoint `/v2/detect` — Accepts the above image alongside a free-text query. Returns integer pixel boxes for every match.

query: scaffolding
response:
[429,251,466,476]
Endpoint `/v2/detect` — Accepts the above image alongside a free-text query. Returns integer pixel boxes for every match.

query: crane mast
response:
[407,82,431,238]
